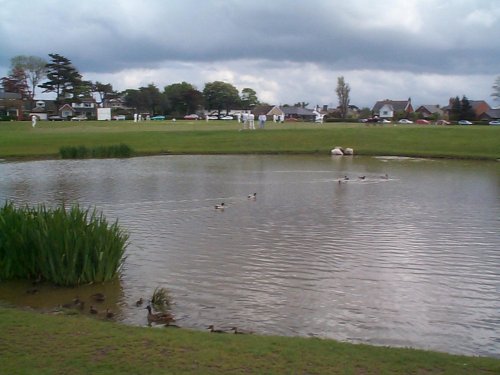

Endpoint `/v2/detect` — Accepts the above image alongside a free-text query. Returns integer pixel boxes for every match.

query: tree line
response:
[1,54,261,117]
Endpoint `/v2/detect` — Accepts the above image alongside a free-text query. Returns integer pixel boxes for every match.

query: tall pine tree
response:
[38,54,83,108]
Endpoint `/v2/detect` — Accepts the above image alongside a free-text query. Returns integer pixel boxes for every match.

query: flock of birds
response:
[49,292,252,334]
[215,192,257,210]
[338,173,389,184]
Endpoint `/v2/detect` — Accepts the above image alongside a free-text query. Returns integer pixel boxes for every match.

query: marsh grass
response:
[59,143,133,159]
[0,202,128,286]
[150,286,172,311]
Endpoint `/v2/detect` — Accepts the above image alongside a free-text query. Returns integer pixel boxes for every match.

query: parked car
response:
[183,114,199,120]
[398,119,413,124]
[206,115,219,120]
[219,115,233,120]
[415,119,430,125]
[488,120,500,125]
[380,119,391,123]
[70,115,87,121]
[48,115,63,121]
[151,115,165,120]
[435,119,451,125]
[458,120,472,125]
[113,115,126,120]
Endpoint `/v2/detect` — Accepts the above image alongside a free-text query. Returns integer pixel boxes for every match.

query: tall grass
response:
[59,143,133,159]
[0,202,128,286]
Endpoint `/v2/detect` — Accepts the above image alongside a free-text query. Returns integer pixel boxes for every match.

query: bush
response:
[59,144,133,159]
[0,202,128,286]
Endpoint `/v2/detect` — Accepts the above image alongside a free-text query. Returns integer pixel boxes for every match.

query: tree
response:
[492,76,500,103]
[164,82,203,116]
[203,81,240,115]
[1,66,30,99]
[460,96,475,120]
[124,84,166,114]
[240,88,259,109]
[336,76,351,119]
[39,54,85,107]
[293,102,309,108]
[92,81,117,107]
[10,55,47,101]
[449,96,462,121]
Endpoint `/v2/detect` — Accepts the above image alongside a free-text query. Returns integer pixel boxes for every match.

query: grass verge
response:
[0,306,498,374]
[0,120,499,160]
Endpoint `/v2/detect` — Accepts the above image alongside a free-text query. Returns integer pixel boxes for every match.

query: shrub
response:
[59,144,133,159]
[0,202,128,286]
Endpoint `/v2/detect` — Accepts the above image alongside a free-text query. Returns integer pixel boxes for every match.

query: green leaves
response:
[0,202,128,286]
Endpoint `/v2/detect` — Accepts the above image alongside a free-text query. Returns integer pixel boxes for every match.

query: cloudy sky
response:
[1,0,499,108]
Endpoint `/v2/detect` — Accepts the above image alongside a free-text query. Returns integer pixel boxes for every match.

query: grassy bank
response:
[0,120,499,160]
[1,306,498,374]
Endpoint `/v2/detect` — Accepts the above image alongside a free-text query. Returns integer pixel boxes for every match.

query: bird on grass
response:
[230,327,253,334]
[89,305,98,314]
[105,309,115,319]
[145,305,175,324]
[207,325,226,333]
[215,203,225,209]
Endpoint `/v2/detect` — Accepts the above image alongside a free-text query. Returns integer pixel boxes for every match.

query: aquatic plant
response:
[0,202,128,286]
[151,287,172,311]
[59,144,133,159]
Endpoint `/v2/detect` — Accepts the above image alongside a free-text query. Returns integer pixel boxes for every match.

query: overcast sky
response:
[1,0,499,108]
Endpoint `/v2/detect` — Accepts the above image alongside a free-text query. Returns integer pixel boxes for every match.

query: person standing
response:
[31,115,37,128]
[248,113,255,130]
[258,114,266,129]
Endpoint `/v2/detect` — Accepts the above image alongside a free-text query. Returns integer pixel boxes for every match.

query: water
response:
[0,155,499,357]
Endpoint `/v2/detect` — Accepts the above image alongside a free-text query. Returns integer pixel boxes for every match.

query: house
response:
[59,103,75,118]
[0,90,23,119]
[251,105,284,119]
[479,108,500,120]
[28,100,58,120]
[415,105,443,119]
[280,106,316,121]
[372,98,414,119]
[72,97,97,118]
[442,99,490,120]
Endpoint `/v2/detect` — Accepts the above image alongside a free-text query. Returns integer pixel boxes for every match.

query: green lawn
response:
[1,120,499,160]
[1,306,498,375]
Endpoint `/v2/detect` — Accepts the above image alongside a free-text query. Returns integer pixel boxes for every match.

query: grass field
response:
[1,119,499,160]
[1,119,499,373]
[1,306,499,375]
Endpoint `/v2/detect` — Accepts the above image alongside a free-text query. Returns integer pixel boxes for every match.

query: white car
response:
[398,119,413,124]
[488,120,500,125]
[220,115,233,120]
[71,115,87,121]
[113,115,126,120]
[458,120,472,125]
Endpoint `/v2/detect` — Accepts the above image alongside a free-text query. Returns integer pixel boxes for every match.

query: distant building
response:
[372,98,413,119]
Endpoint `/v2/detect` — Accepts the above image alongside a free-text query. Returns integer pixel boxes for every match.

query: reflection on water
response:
[0,155,499,357]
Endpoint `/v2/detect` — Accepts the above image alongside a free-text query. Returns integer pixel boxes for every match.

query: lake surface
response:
[0,155,499,357]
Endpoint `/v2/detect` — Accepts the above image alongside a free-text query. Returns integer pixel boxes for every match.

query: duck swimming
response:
[247,193,257,199]
[145,305,174,324]
[91,293,105,302]
[215,203,225,209]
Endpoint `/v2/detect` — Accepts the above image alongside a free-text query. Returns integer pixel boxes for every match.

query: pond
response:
[0,155,499,358]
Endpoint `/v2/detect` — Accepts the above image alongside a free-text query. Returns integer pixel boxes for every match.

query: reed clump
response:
[59,144,133,159]
[0,202,128,286]
[151,286,172,311]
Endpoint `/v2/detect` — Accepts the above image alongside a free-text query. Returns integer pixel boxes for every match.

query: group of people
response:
[238,113,285,130]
